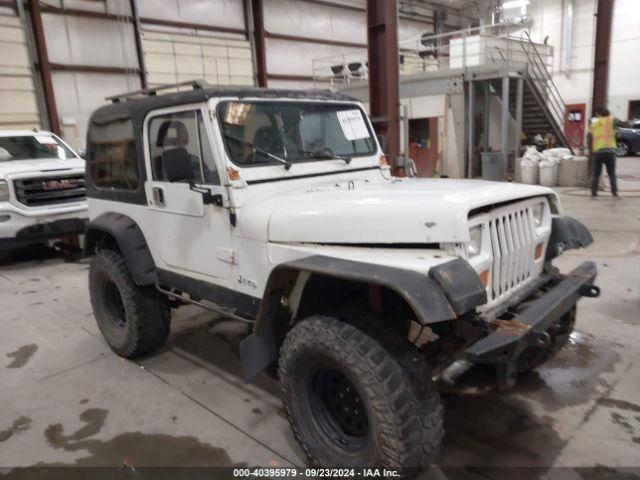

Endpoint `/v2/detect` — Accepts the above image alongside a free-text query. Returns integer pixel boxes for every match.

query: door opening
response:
[408,117,438,177]
[628,100,640,120]
[564,103,586,149]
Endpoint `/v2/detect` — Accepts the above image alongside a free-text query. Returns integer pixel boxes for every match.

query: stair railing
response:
[518,32,573,151]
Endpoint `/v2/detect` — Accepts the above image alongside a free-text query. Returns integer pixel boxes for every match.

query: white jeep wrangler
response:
[85,83,599,473]
[0,130,88,252]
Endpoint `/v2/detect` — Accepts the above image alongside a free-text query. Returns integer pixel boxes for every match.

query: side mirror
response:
[77,148,87,159]
[189,182,223,207]
[377,134,387,152]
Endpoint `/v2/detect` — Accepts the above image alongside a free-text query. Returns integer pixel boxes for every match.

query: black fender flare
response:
[84,212,157,286]
[546,215,594,261]
[239,255,486,382]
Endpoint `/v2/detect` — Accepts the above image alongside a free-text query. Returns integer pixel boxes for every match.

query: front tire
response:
[279,316,443,472]
[89,249,170,358]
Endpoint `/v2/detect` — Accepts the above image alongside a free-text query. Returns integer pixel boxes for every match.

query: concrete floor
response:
[1,158,639,477]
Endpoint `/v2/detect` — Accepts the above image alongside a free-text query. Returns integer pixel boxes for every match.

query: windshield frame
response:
[0,133,78,162]
[215,99,378,170]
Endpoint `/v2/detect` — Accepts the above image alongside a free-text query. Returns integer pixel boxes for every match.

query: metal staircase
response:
[328,24,577,177]
[496,32,573,152]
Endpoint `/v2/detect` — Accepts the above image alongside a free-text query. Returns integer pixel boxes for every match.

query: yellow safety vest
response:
[589,115,617,151]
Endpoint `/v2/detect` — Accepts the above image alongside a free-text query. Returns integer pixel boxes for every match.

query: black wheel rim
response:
[104,281,126,328]
[309,367,369,451]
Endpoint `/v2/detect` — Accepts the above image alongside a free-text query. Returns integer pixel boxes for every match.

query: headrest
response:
[156,120,189,147]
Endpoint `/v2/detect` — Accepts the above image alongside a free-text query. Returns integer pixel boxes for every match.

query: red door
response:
[408,117,438,177]
[564,103,586,149]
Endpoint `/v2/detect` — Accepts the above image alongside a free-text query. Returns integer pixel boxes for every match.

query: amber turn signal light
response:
[480,269,489,287]
[227,167,241,181]
[535,243,544,260]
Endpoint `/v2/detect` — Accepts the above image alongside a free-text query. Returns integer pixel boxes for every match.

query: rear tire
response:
[279,316,443,473]
[89,249,170,358]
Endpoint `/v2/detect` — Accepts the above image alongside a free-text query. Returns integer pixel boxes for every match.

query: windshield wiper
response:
[223,134,291,170]
[299,147,352,165]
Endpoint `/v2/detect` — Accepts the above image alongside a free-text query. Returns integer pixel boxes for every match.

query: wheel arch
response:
[85,212,157,286]
[239,255,486,382]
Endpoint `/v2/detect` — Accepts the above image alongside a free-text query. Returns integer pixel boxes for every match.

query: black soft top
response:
[86,86,361,206]
[90,87,359,124]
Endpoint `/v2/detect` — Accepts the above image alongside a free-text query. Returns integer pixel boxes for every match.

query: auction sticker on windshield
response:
[336,109,369,141]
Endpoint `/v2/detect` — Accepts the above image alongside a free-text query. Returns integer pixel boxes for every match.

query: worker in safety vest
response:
[588,107,620,198]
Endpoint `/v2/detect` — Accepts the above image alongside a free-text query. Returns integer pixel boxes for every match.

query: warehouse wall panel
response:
[138,0,245,32]
[42,13,138,69]
[606,0,640,119]
[52,71,140,149]
[142,30,253,88]
[38,4,140,148]
[40,0,130,16]
[266,37,365,77]
[527,0,640,120]
[264,0,366,44]
[0,14,39,130]
[263,0,438,89]
[398,18,434,43]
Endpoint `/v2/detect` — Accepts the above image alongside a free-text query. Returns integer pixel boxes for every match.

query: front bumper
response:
[465,261,599,389]
[0,215,88,249]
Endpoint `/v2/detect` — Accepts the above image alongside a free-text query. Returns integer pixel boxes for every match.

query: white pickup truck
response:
[0,130,88,251]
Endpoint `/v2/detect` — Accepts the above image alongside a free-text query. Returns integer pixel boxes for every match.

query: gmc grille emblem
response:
[42,179,78,191]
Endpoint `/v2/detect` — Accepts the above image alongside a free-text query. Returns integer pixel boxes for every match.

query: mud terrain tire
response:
[279,316,443,473]
[89,249,170,358]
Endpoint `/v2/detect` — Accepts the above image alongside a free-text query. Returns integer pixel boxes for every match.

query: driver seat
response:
[154,120,196,182]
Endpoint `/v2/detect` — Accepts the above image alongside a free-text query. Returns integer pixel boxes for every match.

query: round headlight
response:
[467,225,482,257]
[532,202,544,227]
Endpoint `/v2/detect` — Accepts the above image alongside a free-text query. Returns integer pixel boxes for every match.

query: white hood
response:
[241,177,555,244]
[0,158,85,179]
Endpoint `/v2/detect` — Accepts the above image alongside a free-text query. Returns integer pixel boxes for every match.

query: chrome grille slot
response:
[487,205,536,303]
[13,174,86,207]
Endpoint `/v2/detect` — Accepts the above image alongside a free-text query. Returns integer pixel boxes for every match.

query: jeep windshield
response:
[218,101,376,168]
[0,134,76,162]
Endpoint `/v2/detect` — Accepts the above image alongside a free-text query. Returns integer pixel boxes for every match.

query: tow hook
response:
[530,330,551,349]
[579,284,600,297]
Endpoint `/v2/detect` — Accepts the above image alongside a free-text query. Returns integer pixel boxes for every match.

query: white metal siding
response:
[142,30,254,87]
[0,14,39,130]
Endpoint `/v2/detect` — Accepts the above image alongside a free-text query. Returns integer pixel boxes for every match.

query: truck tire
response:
[279,316,443,472]
[89,249,170,358]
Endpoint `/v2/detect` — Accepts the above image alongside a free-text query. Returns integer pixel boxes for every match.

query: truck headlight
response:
[0,180,8,201]
[467,225,483,257]
[532,202,544,227]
